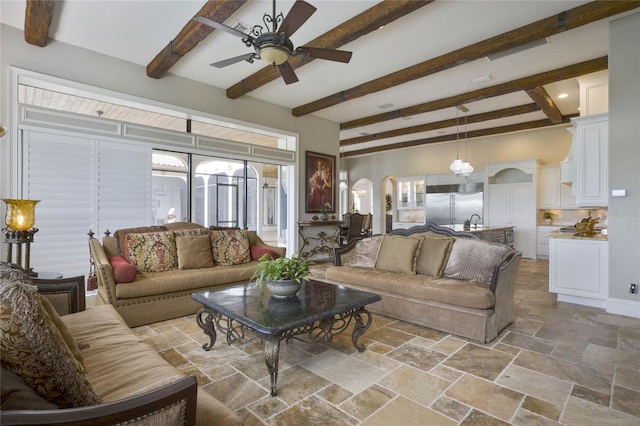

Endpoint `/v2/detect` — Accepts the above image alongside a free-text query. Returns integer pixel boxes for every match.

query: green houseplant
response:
[253,253,313,297]
[543,210,555,225]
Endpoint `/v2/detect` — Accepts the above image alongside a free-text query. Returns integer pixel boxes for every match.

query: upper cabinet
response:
[539,165,577,209]
[398,176,425,210]
[426,171,485,186]
[573,114,609,207]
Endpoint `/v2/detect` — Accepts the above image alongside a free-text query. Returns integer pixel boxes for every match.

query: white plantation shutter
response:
[97,141,151,235]
[22,130,152,280]
[24,130,95,279]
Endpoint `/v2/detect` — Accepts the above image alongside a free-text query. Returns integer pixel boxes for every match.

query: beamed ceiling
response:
[6,0,640,158]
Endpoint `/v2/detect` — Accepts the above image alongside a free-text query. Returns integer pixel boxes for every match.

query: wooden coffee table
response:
[192,280,381,396]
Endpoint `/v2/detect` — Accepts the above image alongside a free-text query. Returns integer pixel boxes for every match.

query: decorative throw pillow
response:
[250,245,282,261]
[415,236,454,277]
[1,365,59,410]
[173,228,209,238]
[346,236,383,268]
[109,256,137,283]
[211,229,251,266]
[374,234,424,274]
[443,238,511,283]
[126,231,178,273]
[115,225,167,259]
[38,295,85,366]
[0,267,101,408]
[176,235,215,270]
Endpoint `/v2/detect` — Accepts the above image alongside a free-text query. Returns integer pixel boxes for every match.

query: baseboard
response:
[607,298,640,318]
[557,294,606,309]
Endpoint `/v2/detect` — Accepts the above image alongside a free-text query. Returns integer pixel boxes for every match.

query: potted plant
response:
[252,252,313,297]
[543,210,555,225]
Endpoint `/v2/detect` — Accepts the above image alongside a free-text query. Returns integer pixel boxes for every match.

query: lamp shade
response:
[259,46,289,65]
[2,199,40,230]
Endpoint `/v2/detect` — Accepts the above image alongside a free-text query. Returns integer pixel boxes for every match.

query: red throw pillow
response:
[250,245,281,261]
[109,256,137,283]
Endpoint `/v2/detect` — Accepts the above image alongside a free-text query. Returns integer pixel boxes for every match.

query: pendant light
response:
[449,107,464,176]
[460,107,474,179]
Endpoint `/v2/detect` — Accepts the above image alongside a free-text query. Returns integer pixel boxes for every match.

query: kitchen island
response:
[549,231,609,308]
[392,223,514,247]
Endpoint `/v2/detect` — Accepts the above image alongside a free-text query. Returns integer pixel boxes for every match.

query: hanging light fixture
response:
[460,107,474,179]
[449,107,464,176]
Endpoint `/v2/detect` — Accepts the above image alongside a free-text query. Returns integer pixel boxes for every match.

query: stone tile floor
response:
[133,259,640,425]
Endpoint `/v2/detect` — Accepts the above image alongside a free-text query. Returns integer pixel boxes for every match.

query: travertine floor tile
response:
[612,385,640,417]
[497,365,572,405]
[386,342,447,371]
[269,395,359,426]
[378,364,451,407]
[431,396,471,422]
[300,349,386,394]
[202,372,267,411]
[444,343,514,381]
[446,374,524,421]
[362,396,455,426]
[340,384,395,420]
[257,365,330,406]
[561,395,639,425]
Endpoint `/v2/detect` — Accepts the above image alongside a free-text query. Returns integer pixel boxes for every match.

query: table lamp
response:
[2,198,40,275]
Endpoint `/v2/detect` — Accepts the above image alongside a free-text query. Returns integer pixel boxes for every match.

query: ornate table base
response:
[195,306,374,396]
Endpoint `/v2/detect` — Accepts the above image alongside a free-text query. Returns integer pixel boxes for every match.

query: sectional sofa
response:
[323,223,522,343]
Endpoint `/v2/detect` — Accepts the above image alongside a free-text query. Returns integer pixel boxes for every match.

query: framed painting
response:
[305,151,336,213]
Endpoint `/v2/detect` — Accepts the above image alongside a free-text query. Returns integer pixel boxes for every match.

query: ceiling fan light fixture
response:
[259,45,290,65]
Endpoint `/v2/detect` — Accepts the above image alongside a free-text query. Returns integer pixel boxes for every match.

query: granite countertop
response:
[549,231,608,241]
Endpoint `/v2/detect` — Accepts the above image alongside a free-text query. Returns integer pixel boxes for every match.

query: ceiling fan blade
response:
[211,53,255,68]
[278,61,299,85]
[278,0,316,37]
[297,46,352,63]
[193,16,251,40]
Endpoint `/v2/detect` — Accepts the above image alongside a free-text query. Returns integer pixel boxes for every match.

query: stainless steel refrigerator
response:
[424,182,484,226]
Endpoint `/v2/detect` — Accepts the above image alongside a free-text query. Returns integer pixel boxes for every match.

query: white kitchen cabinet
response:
[426,171,485,186]
[398,176,425,210]
[573,113,608,207]
[536,225,562,258]
[549,236,609,308]
[486,160,539,259]
[539,165,577,209]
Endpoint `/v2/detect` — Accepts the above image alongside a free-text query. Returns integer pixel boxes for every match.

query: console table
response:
[297,220,343,262]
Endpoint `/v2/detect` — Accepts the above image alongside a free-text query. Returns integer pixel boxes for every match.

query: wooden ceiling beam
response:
[225,0,433,99]
[24,0,55,47]
[526,86,564,124]
[340,56,607,130]
[341,115,578,158]
[341,104,540,146]
[293,1,640,117]
[147,0,247,79]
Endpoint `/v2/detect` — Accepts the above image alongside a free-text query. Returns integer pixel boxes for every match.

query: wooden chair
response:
[361,213,372,237]
[345,213,365,243]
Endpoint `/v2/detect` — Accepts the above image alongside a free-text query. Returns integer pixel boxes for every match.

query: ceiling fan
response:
[194,0,352,85]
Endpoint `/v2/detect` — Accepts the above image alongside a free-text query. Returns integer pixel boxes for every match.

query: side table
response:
[33,275,86,315]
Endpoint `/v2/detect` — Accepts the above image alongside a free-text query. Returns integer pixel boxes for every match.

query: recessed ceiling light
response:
[558,93,569,99]
[376,103,394,109]
[402,116,412,120]
[359,132,370,136]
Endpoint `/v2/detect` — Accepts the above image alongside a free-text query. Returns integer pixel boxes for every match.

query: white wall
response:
[608,12,640,307]
[0,23,340,225]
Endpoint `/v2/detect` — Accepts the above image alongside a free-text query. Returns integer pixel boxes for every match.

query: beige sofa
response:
[0,263,241,425]
[89,222,285,327]
[323,223,521,343]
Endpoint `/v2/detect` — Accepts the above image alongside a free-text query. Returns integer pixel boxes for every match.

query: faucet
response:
[470,214,482,229]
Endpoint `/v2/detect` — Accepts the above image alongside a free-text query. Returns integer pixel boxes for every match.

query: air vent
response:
[229,20,252,35]
[487,38,549,61]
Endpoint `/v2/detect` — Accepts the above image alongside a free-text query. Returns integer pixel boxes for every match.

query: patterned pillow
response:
[346,236,383,268]
[176,235,215,270]
[211,229,251,266]
[375,234,424,274]
[126,231,178,272]
[115,225,167,259]
[0,266,101,408]
[173,228,209,238]
[443,238,511,283]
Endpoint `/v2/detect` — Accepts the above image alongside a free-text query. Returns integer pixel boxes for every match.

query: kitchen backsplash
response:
[538,208,608,227]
